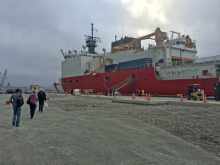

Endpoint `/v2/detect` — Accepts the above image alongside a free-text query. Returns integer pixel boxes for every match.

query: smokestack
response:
[115,35,117,41]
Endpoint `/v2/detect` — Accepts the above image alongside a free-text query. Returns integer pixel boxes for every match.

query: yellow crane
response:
[111,27,168,53]
[60,49,65,58]
[132,27,168,50]
[90,57,105,76]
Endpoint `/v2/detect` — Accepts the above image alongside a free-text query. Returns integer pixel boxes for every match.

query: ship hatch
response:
[131,74,135,82]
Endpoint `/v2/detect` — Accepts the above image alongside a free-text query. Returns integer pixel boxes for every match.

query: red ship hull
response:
[61,67,219,96]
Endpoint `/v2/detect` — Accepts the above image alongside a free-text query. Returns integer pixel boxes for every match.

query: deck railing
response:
[105,64,152,73]
[196,55,220,63]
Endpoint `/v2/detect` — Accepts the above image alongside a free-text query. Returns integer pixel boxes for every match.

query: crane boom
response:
[1,69,7,87]
[132,32,155,43]
[90,57,105,76]
[60,49,65,58]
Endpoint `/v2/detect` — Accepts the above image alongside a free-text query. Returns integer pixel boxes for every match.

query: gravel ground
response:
[115,102,220,156]
[1,94,220,164]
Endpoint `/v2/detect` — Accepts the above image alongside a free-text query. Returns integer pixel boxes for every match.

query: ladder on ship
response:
[155,66,165,80]
[91,57,105,76]
[110,77,132,91]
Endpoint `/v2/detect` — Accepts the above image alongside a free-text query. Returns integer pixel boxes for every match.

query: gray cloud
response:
[0,0,219,89]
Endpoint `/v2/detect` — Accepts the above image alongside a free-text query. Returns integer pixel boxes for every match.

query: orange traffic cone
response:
[145,93,148,100]
[132,93,135,99]
[55,92,56,95]
[148,93,151,100]
[204,94,207,103]
[114,93,116,98]
[65,92,67,95]
[87,92,89,96]
[80,92,81,96]
[97,92,99,97]
[180,93,183,101]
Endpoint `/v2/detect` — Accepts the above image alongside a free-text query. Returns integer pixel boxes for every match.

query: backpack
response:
[17,94,24,107]
[38,91,44,99]
[29,94,36,104]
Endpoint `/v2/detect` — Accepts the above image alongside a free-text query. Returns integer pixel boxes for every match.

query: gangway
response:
[110,77,131,91]
[155,67,165,80]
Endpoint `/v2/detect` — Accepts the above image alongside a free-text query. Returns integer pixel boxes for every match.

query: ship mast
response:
[92,23,94,44]
[85,23,100,54]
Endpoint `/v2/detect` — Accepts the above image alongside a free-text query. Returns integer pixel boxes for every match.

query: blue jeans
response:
[30,104,36,118]
[13,106,21,126]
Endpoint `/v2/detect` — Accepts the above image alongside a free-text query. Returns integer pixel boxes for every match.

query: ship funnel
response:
[115,35,117,41]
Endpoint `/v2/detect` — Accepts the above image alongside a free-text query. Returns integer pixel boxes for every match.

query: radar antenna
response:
[170,31,181,40]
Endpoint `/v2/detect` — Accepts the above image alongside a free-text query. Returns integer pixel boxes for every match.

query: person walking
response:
[9,89,24,127]
[37,88,46,113]
[110,89,112,96]
[28,90,38,119]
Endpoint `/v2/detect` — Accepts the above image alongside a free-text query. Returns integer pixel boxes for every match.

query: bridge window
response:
[69,80,72,83]
[63,81,66,84]
[176,41,180,44]
[74,80,78,82]
[105,77,111,82]
[181,41,185,45]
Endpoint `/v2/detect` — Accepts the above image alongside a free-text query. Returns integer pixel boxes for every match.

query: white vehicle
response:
[115,91,120,96]
[25,89,32,94]
[72,89,80,96]
[0,88,3,94]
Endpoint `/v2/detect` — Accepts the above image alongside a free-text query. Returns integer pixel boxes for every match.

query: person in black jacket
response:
[37,88,46,113]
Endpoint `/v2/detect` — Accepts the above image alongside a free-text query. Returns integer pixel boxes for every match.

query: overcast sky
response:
[0,0,219,89]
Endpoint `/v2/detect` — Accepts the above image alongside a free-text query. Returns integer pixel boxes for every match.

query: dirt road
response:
[0,94,220,164]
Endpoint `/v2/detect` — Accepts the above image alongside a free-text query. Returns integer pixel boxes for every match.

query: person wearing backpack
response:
[37,88,46,112]
[9,89,24,127]
[28,90,39,119]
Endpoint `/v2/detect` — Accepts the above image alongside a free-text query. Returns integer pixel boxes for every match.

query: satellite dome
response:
[82,45,86,49]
